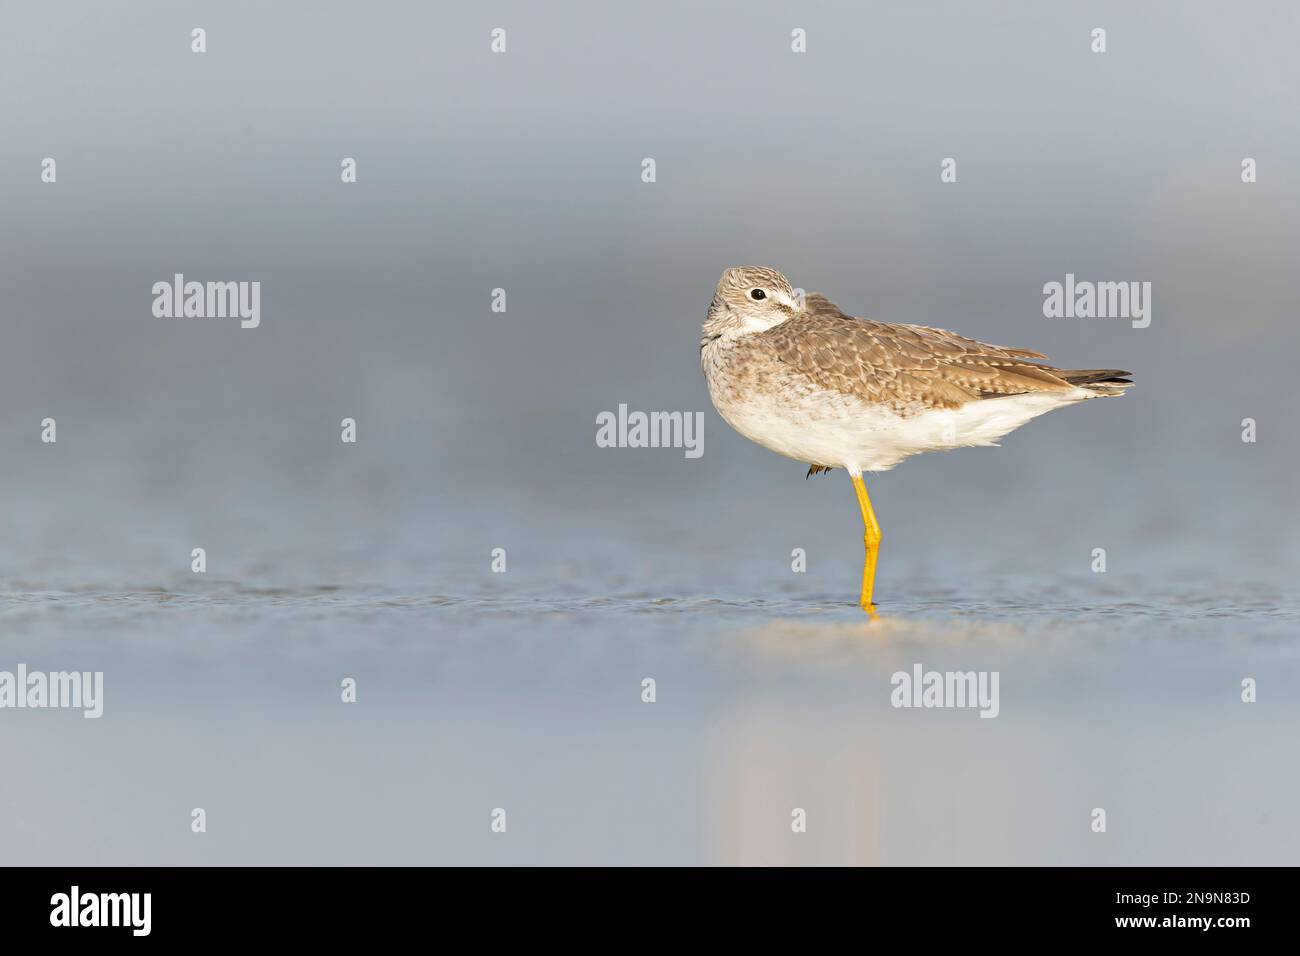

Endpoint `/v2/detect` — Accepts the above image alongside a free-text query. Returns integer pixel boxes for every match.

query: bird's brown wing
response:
[762,293,1078,411]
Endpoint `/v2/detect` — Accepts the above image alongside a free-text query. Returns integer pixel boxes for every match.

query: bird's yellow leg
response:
[851,474,882,617]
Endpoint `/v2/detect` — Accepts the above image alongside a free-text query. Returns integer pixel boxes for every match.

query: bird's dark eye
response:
[750,288,766,300]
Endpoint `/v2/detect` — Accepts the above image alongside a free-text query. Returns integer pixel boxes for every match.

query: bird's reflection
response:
[698,613,1035,865]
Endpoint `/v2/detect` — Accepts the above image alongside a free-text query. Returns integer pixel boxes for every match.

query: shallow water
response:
[4,566,1298,866]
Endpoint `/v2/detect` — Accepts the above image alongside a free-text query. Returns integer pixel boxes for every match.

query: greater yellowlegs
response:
[700,266,1132,616]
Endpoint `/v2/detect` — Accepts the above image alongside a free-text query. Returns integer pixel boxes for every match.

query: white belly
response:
[711,387,1090,473]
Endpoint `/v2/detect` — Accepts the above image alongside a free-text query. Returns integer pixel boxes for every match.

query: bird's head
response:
[703,266,803,340]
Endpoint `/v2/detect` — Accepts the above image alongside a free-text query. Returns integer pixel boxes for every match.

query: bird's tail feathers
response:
[1054,368,1134,397]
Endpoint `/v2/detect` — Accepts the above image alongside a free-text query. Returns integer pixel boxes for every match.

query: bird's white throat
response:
[704,304,791,342]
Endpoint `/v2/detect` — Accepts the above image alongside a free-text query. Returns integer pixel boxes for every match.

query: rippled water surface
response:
[4,559,1298,866]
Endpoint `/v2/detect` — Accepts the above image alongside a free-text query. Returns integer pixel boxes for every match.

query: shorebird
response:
[700,266,1132,616]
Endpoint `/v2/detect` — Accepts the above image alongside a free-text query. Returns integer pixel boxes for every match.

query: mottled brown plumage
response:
[756,293,1130,413]
[700,265,1133,613]
[700,266,1131,475]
